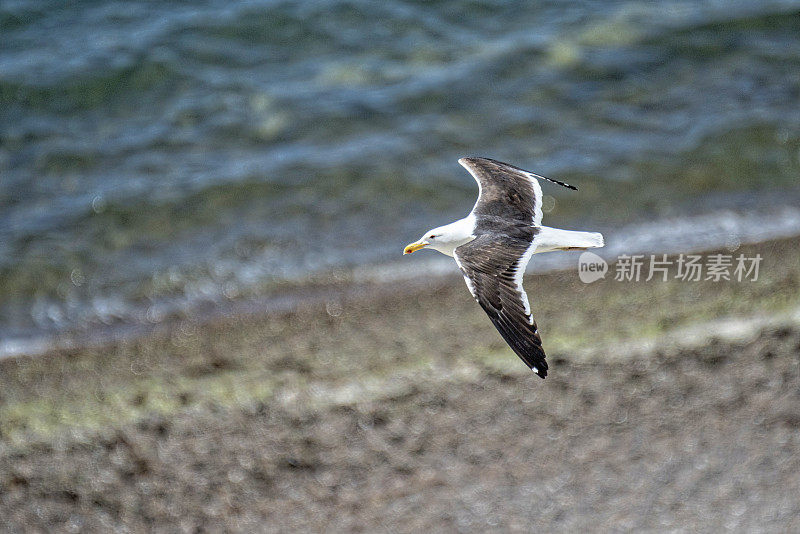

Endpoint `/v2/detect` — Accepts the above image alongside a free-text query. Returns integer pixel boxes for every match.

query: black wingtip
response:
[537,174,577,191]
[547,178,578,191]
[531,364,547,379]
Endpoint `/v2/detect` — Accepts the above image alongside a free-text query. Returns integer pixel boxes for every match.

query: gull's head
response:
[403,228,442,255]
[404,220,473,256]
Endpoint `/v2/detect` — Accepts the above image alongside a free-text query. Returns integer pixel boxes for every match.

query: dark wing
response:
[454,233,547,378]
[459,157,576,227]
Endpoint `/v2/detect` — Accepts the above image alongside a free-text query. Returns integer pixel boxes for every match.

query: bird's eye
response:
[429,234,437,239]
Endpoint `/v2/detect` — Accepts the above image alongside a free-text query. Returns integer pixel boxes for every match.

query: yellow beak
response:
[403,241,428,255]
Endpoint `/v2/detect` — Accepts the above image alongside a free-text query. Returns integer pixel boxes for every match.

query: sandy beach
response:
[1,236,799,531]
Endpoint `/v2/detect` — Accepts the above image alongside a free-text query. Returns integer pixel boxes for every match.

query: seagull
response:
[403,157,604,378]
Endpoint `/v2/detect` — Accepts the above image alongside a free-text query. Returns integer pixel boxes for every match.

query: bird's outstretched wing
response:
[459,157,576,228]
[454,233,547,378]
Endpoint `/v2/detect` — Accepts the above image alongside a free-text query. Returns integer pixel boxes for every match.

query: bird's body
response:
[404,157,604,378]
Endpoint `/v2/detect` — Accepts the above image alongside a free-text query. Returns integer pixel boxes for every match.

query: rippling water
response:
[2,0,800,344]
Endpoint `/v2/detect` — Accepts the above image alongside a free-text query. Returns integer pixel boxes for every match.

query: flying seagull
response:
[403,157,604,378]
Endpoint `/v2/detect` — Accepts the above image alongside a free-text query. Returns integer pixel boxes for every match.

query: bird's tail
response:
[535,226,604,252]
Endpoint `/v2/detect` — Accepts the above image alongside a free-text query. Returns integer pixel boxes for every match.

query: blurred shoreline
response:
[3,234,799,439]
[3,203,800,360]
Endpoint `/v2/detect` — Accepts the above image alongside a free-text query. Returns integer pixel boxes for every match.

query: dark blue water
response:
[2,0,800,345]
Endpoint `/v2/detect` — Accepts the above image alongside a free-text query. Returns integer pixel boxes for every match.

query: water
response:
[2,0,800,347]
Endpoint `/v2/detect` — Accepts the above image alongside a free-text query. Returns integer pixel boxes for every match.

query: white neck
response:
[428,215,476,257]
